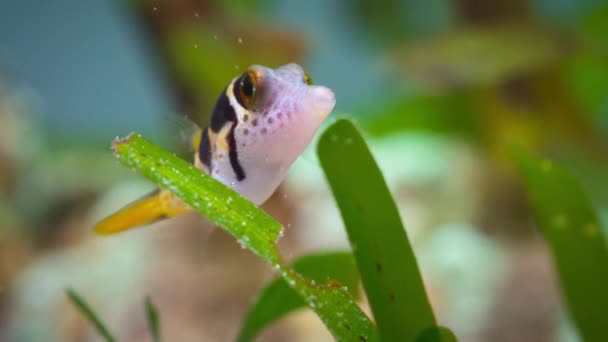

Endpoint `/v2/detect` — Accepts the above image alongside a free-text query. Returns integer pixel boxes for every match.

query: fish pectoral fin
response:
[94,189,191,235]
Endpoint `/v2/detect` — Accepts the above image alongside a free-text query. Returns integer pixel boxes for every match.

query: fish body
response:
[95,63,335,235]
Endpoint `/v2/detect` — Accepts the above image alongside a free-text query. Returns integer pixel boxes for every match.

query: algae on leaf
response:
[238,252,359,341]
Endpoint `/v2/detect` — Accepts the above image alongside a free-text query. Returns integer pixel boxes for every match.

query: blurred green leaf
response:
[318,119,449,341]
[390,26,568,90]
[562,53,608,136]
[66,288,115,342]
[512,146,608,341]
[145,296,161,342]
[112,134,378,341]
[238,252,359,341]
[416,326,458,342]
[359,93,480,140]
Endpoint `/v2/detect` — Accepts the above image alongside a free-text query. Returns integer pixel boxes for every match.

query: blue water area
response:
[0,0,175,138]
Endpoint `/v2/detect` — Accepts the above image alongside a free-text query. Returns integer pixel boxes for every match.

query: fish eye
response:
[304,71,313,85]
[239,71,257,108]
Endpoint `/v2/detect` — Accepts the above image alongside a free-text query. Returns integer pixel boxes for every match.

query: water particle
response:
[213,34,218,40]
[330,134,338,142]
[242,221,247,227]
[552,214,569,229]
[234,64,239,70]
[194,44,198,49]
[194,12,199,18]
[345,137,353,145]
[227,197,233,204]
[153,6,158,11]
[237,37,243,44]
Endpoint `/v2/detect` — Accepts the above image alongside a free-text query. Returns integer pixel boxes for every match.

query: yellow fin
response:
[94,189,191,235]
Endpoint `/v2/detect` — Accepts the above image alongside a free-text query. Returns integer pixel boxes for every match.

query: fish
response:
[94,63,336,235]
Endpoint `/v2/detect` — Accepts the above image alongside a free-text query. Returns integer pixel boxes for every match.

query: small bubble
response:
[194,12,199,18]
[237,37,243,44]
[194,44,198,49]
[213,34,218,40]
[242,221,247,227]
[345,137,353,145]
[234,64,239,70]
[153,6,158,11]
[330,135,338,142]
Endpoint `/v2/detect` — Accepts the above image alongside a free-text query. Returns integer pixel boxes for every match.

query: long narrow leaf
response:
[111,134,378,341]
[238,252,359,341]
[112,134,281,264]
[66,288,115,342]
[145,296,161,342]
[318,119,441,341]
[512,147,608,341]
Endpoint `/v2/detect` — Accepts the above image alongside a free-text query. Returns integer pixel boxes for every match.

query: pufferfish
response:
[94,63,336,235]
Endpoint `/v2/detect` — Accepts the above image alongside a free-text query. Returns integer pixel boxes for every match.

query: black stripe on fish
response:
[210,88,235,133]
[198,128,212,171]
[209,86,246,181]
[228,120,246,181]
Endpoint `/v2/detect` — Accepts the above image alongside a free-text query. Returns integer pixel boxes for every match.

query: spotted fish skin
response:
[195,63,336,204]
[95,63,334,235]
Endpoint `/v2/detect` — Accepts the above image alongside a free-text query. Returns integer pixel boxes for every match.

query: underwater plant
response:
[68,119,607,341]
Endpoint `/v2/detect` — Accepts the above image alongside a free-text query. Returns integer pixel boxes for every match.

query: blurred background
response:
[1,0,607,341]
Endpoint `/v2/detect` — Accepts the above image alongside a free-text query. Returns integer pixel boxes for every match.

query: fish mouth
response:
[308,85,336,120]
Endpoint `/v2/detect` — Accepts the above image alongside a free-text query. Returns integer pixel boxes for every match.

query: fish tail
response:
[94,189,191,235]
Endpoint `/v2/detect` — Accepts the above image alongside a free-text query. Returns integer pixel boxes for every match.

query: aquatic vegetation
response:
[68,119,607,341]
